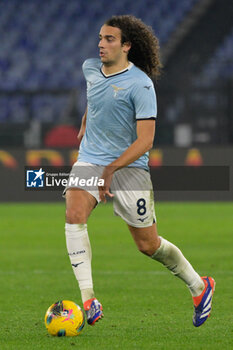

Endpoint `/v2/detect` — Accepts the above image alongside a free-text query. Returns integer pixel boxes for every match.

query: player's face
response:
[98,25,130,66]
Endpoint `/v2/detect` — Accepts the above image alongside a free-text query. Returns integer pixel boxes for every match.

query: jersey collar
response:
[100,62,133,78]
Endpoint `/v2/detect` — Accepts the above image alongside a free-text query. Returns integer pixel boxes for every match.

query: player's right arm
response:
[77,107,87,142]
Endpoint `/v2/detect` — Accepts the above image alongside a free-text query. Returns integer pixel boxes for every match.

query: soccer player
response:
[64,15,215,327]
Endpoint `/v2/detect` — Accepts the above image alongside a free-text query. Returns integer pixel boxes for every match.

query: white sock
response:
[65,223,95,303]
[151,237,205,296]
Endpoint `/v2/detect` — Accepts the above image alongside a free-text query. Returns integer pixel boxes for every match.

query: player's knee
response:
[66,207,87,224]
[137,238,160,256]
[137,243,156,256]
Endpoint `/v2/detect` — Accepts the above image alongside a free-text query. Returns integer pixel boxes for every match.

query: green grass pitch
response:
[0,202,232,350]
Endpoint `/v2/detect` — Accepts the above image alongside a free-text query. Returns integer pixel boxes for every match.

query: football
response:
[44,300,85,337]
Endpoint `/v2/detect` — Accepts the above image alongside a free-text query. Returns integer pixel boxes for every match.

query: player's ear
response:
[122,41,131,53]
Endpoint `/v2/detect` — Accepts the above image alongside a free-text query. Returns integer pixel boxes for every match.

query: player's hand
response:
[98,167,115,203]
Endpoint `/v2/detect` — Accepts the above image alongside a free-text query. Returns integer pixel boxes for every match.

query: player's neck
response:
[102,60,130,75]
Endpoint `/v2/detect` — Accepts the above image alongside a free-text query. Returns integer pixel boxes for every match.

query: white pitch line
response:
[0,270,232,275]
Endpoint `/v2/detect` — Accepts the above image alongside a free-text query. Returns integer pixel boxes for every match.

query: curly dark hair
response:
[105,15,162,79]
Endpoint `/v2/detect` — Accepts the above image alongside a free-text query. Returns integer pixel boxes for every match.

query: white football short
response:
[63,161,156,228]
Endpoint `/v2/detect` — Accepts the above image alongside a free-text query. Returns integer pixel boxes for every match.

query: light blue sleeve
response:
[82,58,101,81]
[131,80,157,120]
[82,59,91,79]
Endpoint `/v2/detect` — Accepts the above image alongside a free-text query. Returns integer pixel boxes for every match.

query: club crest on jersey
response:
[111,84,125,98]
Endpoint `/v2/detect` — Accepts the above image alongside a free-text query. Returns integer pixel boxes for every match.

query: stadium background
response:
[0,0,232,201]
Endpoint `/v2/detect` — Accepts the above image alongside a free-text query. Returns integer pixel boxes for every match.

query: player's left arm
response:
[77,107,87,142]
[110,119,156,168]
[99,120,156,202]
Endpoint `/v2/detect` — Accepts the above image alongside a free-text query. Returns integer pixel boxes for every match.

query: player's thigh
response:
[66,188,97,223]
[127,223,160,255]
